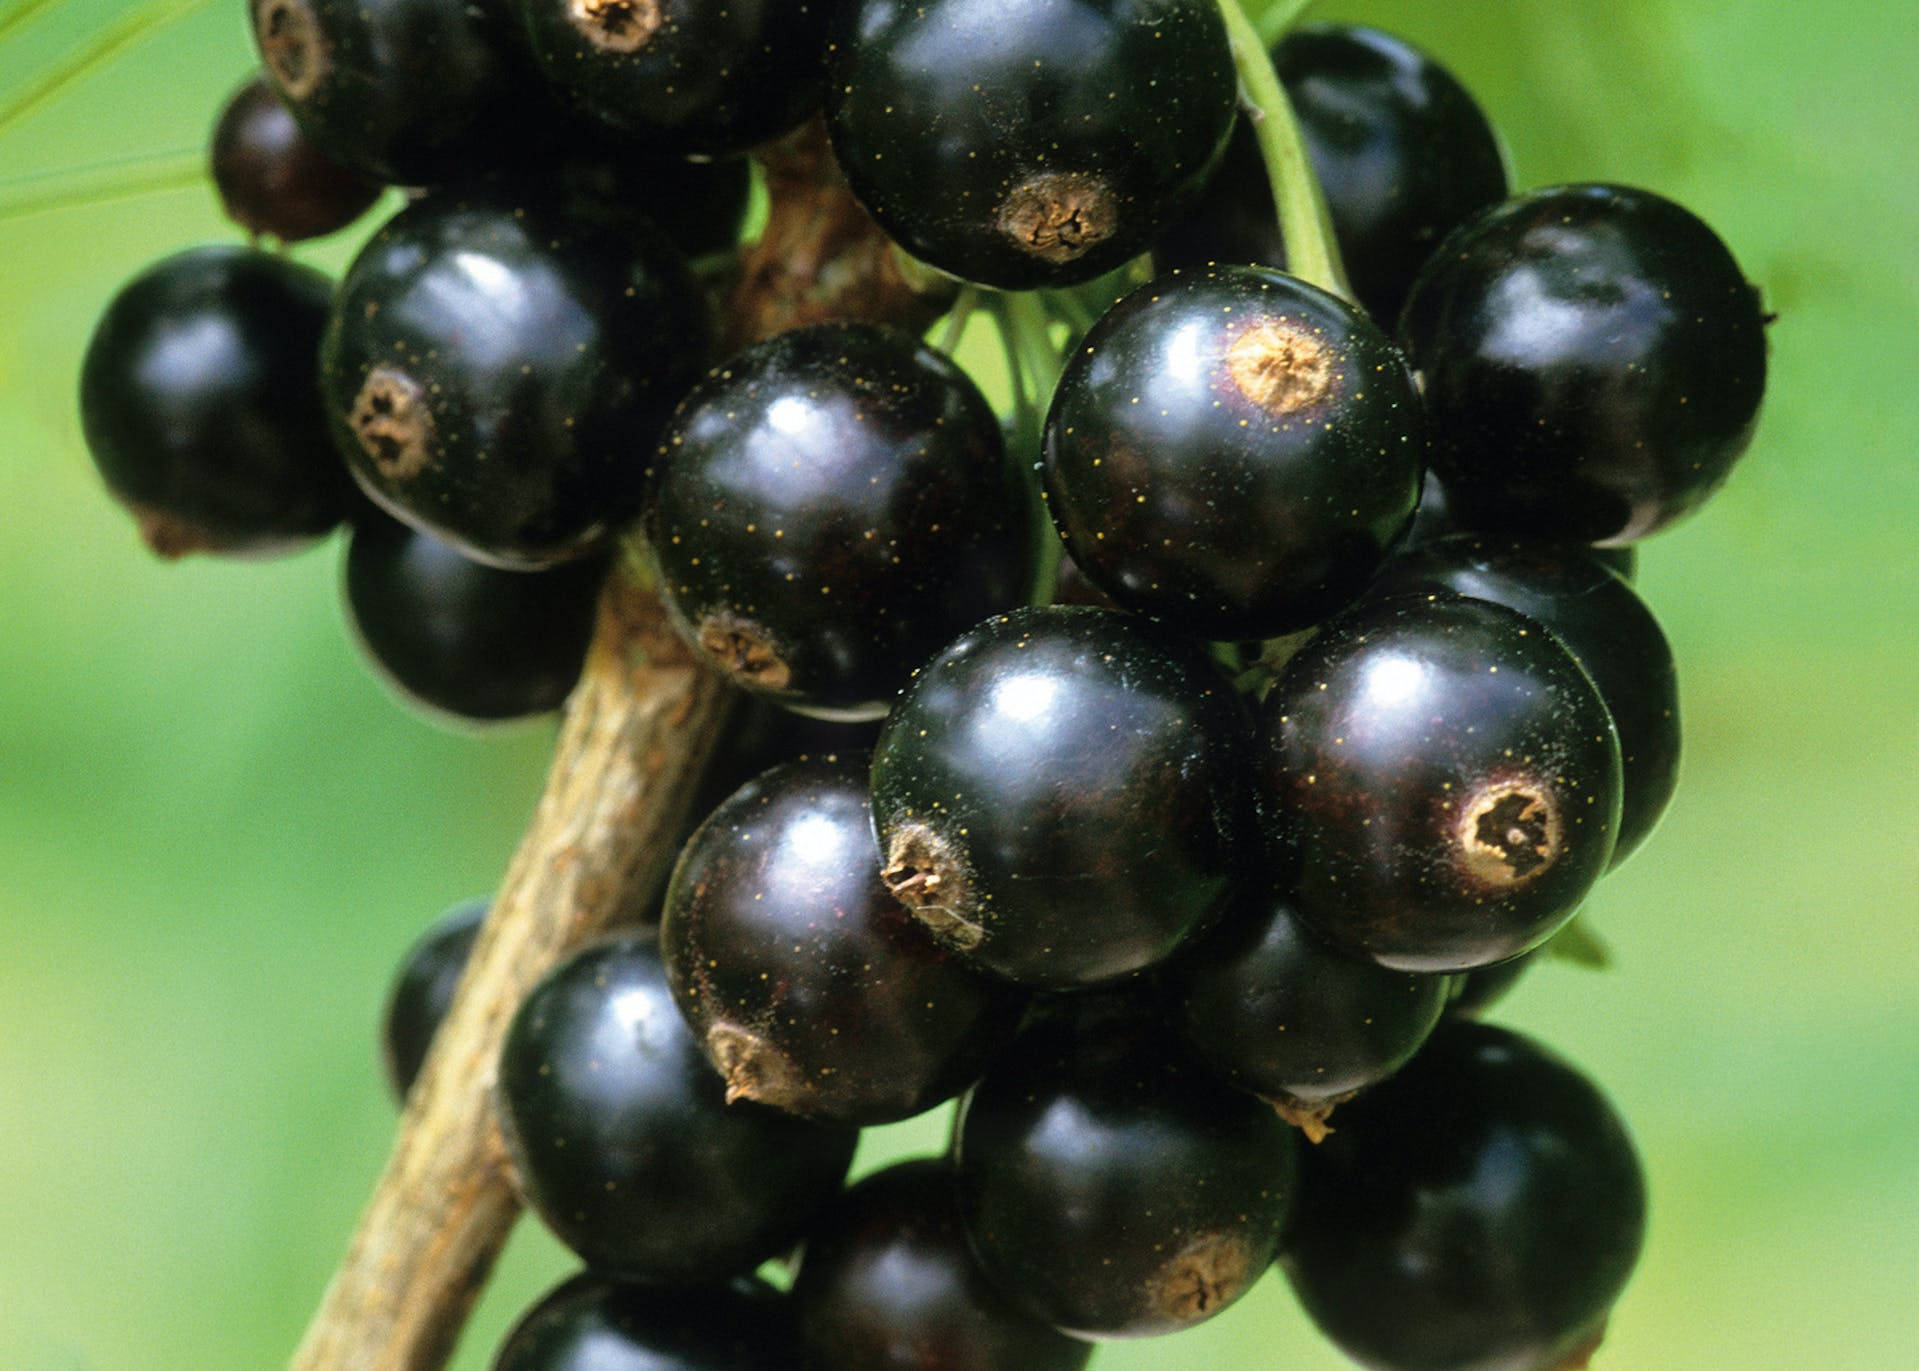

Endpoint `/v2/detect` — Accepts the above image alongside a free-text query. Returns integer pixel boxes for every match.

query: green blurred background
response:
[2,0,1915,1366]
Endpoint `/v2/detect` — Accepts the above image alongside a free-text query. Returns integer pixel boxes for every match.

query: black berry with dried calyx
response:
[520,0,832,159]
[870,605,1252,988]
[645,322,1035,720]
[661,757,1025,1126]
[322,194,705,570]
[1258,591,1623,973]
[79,245,352,559]
[825,0,1236,288]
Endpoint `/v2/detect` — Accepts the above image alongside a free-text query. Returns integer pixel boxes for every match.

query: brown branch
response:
[289,119,953,1371]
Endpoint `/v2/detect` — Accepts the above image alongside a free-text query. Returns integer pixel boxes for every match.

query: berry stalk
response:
[288,119,951,1371]
[1215,0,1352,299]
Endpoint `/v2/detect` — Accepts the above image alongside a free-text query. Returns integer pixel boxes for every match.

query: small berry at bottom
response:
[494,1271,797,1371]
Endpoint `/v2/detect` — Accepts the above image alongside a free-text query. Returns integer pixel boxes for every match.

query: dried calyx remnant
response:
[255,0,326,101]
[697,613,792,690]
[350,367,433,481]
[997,171,1117,265]
[1156,1233,1258,1323]
[1458,783,1561,886]
[569,0,662,52]
[706,1021,805,1110]
[1226,319,1338,416]
[881,823,982,949]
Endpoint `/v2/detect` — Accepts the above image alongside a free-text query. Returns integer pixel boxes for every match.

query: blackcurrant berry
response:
[1447,945,1537,1018]
[953,997,1298,1338]
[661,757,1025,1125]
[497,933,859,1282]
[380,896,485,1101]
[826,0,1236,288]
[250,0,532,186]
[323,195,705,569]
[1366,534,1680,866]
[1043,265,1423,639]
[1400,183,1768,544]
[1158,23,1509,328]
[871,606,1252,988]
[520,0,830,159]
[343,510,606,723]
[1258,592,1622,972]
[210,74,383,242]
[79,245,352,558]
[1284,1019,1646,1371]
[790,1157,1093,1371]
[1163,888,1453,1139]
[1402,469,1637,581]
[645,323,1035,719]
[494,1271,797,1371]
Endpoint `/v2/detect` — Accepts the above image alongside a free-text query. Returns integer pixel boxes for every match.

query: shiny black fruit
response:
[826,0,1236,288]
[79,245,351,558]
[380,896,485,1101]
[1043,265,1422,638]
[1258,593,1622,972]
[1164,888,1452,1139]
[497,933,859,1282]
[1158,23,1508,328]
[646,323,1034,719]
[344,511,606,723]
[662,758,1024,1125]
[323,196,705,569]
[1285,1019,1646,1371]
[791,1158,1093,1371]
[871,606,1252,988]
[250,0,531,186]
[1400,183,1768,544]
[1367,534,1679,865]
[521,0,830,158]
[495,1272,797,1371]
[953,998,1298,1338]
[210,73,383,242]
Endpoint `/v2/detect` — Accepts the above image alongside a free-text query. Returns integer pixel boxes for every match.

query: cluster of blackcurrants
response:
[76,0,1771,1368]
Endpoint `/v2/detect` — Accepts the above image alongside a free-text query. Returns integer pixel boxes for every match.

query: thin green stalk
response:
[0,0,216,138]
[1216,0,1351,300]
[1253,0,1316,48]
[934,285,981,355]
[0,0,61,46]
[992,293,1066,605]
[0,150,205,221]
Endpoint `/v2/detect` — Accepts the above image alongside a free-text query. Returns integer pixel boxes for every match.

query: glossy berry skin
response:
[521,0,829,158]
[646,323,1034,719]
[210,74,383,242]
[495,1272,798,1371]
[380,897,485,1100]
[1401,469,1636,582]
[1259,593,1622,973]
[871,606,1252,988]
[826,0,1236,289]
[1158,24,1508,328]
[1400,183,1768,544]
[497,934,859,1282]
[662,758,1024,1125]
[323,196,705,569]
[1163,888,1452,1135]
[792,1158,1092,1371]
[1366,534,1679,866]
[79,245,351,558]
[1284,1019,1646,1371]
[344,511,605,723]
[1043,265,1423,639]
[953,999,1298,1339]
[1448,946,1537,1018]
[249,0,530,186]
